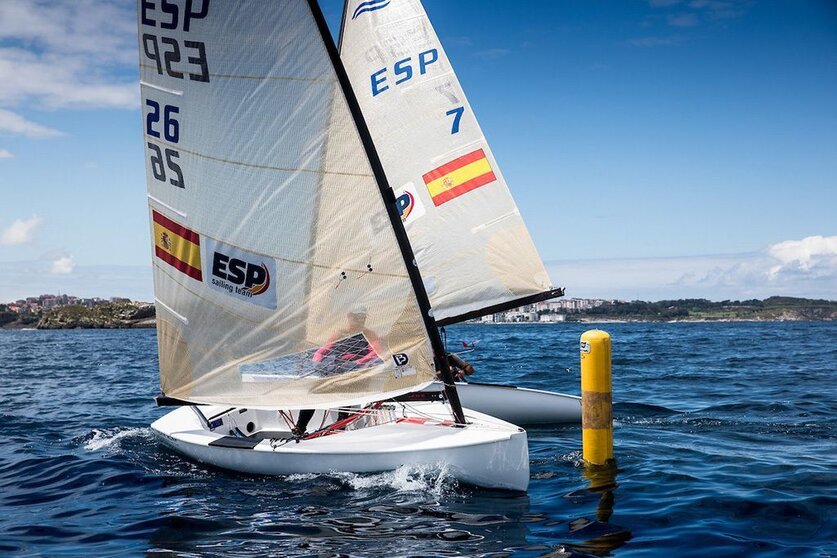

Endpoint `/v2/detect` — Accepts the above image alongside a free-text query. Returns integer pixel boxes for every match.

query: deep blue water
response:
[0,322,835,557]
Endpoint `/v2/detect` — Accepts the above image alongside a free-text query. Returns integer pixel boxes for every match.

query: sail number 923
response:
[141,0,210,82]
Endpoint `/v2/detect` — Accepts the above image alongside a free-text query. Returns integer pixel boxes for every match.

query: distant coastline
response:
[1,296,154,330]
[535,297,837,324]
[1,295,835,330]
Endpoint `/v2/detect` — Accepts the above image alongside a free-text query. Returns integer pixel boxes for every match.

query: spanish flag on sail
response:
[422,149,497,206]
[152,210,202,281]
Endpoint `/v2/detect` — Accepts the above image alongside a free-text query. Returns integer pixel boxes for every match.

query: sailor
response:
[294,306,381,436]
[311,306,383,373]
[447,351,475,380]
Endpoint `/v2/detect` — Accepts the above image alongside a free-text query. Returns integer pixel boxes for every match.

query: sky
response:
[0,0,835,302]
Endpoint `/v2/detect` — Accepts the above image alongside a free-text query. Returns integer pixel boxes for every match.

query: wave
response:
[613,402,681,417]
[82,427,148,452]
[286,464,459,497]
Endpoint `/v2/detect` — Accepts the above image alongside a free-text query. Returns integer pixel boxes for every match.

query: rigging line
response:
[139,64,336,83]
[303,403,382,439]
[401,399,488,430]
[316,410,329,432]
[143,135,374,178]
[398,401,469,427]
[278,410,296,431]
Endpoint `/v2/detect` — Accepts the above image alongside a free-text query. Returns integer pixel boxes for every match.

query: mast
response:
[307,0,466,425]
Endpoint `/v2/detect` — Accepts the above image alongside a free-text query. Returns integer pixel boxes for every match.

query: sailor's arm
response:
[447,352,475,380]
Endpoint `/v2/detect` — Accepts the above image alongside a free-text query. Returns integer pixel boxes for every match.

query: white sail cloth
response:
[138,0,435,408]
[340,0,554,323]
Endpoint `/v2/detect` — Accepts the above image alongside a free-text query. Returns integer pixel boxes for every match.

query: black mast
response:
[307,0,466,425]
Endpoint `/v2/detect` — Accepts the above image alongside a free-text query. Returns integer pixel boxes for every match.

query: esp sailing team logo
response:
[396,191,415,220]
[204,238,277,309]
[352,0,390,20]
[394,184,426,225]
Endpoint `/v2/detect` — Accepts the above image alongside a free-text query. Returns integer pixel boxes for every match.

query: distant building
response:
[3,294,138,314]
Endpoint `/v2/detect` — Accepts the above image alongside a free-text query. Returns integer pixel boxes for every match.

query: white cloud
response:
[0,48,137,111]
[0,0,138,120]
[475,48,512,60]
[688,0,747,20]
[0,108,63,138]
[629,36,683,47]
[0,1,136,61]
[0,148,13,158]
[647,0,750,27]
[0,214,43,245]
[50,255,75,275]
[767,235,837,279]
[668,13,699,26]
[548,235,837,301]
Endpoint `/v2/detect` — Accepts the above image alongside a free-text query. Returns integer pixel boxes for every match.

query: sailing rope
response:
[302,402,385,440]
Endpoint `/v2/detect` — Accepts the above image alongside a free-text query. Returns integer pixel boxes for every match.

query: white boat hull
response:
[421,381,581,425]
[151,402,529,491]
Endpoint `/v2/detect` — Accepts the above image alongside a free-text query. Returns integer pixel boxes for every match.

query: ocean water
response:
[0,322,834,557]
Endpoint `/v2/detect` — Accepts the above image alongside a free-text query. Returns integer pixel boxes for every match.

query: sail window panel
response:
[140,0,436,408]
[340,0,553,322]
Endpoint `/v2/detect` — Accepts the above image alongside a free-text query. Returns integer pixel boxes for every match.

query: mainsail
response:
[138,0,445,409]
[340,0,562,324]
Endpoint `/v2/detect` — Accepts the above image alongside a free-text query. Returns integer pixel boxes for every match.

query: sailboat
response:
[339,0,581,424]
[139,0,528,491]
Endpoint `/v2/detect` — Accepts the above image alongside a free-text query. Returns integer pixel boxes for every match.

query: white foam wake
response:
[335,463,458,496]
[84,427,147,451]
[283,464,458,496]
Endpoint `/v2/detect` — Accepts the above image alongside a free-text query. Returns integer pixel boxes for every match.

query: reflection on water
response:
[563,462,632,556]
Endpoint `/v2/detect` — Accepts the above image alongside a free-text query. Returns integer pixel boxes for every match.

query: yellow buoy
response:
[580,330,614,465]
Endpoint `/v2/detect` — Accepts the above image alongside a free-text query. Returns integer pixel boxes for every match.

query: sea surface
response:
[0,322,835,557]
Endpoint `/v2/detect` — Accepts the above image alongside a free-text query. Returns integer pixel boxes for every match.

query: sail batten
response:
[139,0,440,409]
[340,0,558,322]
